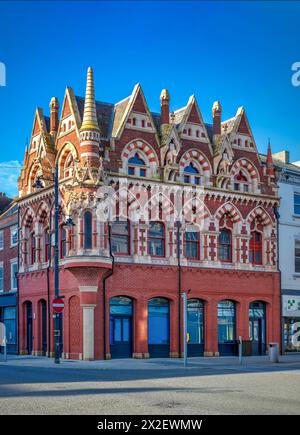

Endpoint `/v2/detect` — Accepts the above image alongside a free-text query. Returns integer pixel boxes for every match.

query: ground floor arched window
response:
[218,300,237,356]
[148,298,170,358]
[187,299,204,356]
[109,297,133,359]
[249,301,266,355]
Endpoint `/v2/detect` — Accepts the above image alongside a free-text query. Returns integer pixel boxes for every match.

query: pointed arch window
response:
[128,153,147,177]
[44,229,50,262]
[60,227,67,259]
[218,228,232,262]
[249,231,262,265]
[30,233,36,265]
[84,211,93,250]
[184,162,201,185]
[64,153,74,179]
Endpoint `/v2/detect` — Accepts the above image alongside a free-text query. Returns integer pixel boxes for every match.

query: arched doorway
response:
[25,302,33,355]
[39,300,47,355]
[110,297,133,358]
[249,301,266,355]
[218,300,237,356]
[187,299,204,357]
[148,298,170,358]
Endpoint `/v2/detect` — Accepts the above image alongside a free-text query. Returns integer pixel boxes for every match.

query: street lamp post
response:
[33,164,75,364]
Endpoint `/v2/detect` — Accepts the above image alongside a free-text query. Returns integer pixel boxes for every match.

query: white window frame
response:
[0,262,3,292]
[10,226,18,247]
[0,230,3,250]
[10,260,18,291]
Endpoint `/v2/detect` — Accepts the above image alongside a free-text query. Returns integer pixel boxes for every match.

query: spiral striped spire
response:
[80,67,100,132]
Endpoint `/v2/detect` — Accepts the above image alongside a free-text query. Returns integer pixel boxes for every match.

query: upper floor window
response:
[234,171,249,192]
[218,228,232,262]
[10,261,17,290]
[30,233,36,265]
[128,153,146,177]
[148,222,165,257]
[132,117,136,126]
[185,231,200,260]
[44,229,50,262]
[249,231,262,265]
[184,162,201,185]
[0,264,3,291]
[294,193,300,215]
[295,241,300,273]
[60,227,67,259]
[0,231,3,250]
[111,220,130,255]
[84,211,93,250]
[10,227,18,247]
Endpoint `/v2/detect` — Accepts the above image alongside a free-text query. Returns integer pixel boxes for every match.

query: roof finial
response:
[80,67,100,132]
[266,138,275,177]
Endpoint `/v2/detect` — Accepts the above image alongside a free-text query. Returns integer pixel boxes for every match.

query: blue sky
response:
[0,1,300,196]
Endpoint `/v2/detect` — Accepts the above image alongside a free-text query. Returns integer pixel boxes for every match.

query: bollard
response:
[238,336,243,364]
[269,343,279,363]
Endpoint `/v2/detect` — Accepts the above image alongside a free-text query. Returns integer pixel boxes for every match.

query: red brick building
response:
[17,68,280,360]
[0,201,18,354]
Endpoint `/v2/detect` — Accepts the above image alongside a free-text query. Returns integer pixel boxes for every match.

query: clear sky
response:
[0,1,300,196]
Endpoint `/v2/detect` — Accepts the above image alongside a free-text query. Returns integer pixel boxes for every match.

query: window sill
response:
[292,214,300,219]
[293,273,300,278]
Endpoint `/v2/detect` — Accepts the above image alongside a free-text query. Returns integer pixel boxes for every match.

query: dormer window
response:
[234,171,249,192]
[141,120,145,128]
[188,128,192,136]
[132,118,136,126]
[196,130,199,138]
[184,162,201,185]
[128,153,146,177]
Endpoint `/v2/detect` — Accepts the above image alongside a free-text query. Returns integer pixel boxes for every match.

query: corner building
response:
[17,68,280,360]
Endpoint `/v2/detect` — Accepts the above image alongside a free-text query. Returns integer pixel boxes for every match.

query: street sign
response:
[53,297,65,313]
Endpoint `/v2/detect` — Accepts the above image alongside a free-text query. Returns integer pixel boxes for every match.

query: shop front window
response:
[2,307,16,345]
[218,300,236,343]
[187,299,204,344]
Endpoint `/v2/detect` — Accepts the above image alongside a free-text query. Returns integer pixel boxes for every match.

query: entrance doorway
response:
[249,301,266,355]
[110,297,133,358]
[25,301,33,355]
[187,299,204,357]
[148,298,170,358]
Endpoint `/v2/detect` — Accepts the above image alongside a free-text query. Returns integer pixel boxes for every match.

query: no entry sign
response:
[53,297,64,313]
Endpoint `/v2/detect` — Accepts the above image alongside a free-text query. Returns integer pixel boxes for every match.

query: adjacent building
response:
[0,202,18,354]
[271,151,300,352]
[16,68,281,360]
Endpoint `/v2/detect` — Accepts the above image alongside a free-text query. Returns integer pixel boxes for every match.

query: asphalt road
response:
[0,356,300,415]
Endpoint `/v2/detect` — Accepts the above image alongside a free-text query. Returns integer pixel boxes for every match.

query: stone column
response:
[81,304,96,361]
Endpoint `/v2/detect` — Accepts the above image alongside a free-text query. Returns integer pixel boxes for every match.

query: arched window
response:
[185,230,200,260]
[187,299,204,345]
[30,233,36,265]
[63,153,74,179]
[218,300,236,345]
[249,231,262,265]
[148,222,165,257]
[128,153,146,177]
[148,298,170,357]
[60,227,67,259]
[111,220,130,255]
[84,211,92,250]
[218,228,232,262]
[184,162,201,185]
[234,170,249,192]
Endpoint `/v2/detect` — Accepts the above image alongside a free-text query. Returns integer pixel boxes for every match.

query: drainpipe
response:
[176,220,182,357]
[102,220,114,360]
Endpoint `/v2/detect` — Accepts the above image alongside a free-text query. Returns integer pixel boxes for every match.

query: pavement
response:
[0,354,300,415]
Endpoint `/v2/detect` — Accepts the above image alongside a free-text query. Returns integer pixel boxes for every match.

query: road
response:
[0,355,300,415]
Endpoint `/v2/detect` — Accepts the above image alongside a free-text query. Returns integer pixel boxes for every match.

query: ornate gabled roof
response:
[31,107,54,151]
[111,96,131,137]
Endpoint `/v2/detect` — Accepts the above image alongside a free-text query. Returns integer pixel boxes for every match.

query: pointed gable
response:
[57,87,81,139]
[112,84,158,141]
[236,111,251,136]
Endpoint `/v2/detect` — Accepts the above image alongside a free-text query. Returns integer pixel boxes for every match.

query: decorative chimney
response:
[212,101,222,136]
[49,97,59,133]
[160,89,170,125]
